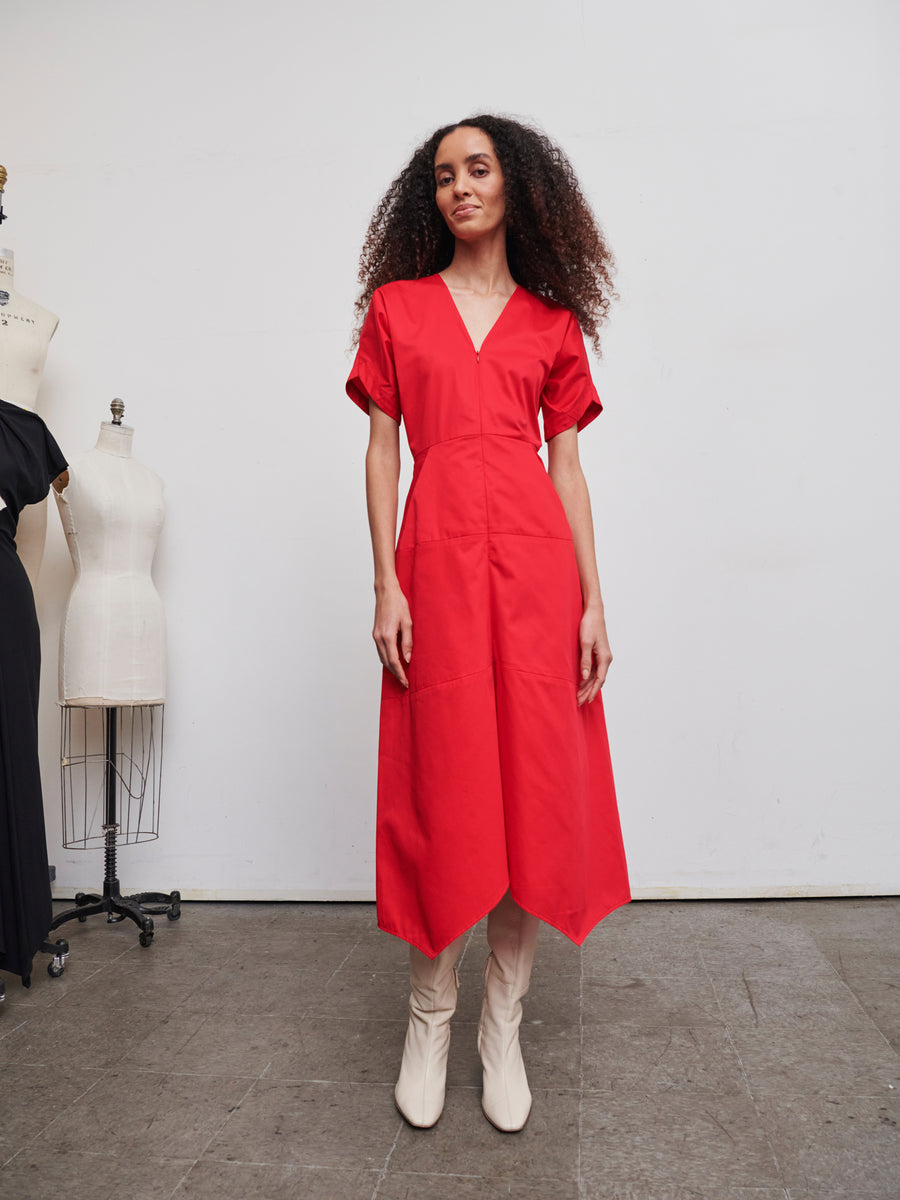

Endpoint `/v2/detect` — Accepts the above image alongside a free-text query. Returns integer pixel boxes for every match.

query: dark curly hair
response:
[353,114,617,354]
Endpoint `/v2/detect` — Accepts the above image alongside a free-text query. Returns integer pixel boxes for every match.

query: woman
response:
[346,115,630,1132]
[0,399,67,989]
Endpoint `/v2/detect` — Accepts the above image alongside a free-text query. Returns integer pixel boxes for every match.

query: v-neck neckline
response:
[434,274,520,356]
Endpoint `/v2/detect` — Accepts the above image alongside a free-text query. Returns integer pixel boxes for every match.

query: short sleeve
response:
[0,399,67,522]
[540,312,602,442]
[346,288,401,423]
[42,424,68,484]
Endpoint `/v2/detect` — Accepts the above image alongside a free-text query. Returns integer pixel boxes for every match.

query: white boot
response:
[395,935,465,1128]
[477,891,540,1132]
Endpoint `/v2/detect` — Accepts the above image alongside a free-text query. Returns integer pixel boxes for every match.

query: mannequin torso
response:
[0,250,59,401]
[56,421,167,705]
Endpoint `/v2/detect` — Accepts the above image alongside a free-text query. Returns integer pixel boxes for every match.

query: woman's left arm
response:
[547,425,611,706]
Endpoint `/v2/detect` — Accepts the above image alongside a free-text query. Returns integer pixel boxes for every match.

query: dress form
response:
[50,400,178,949]
[56,403,167,705]
[0,245,60,582]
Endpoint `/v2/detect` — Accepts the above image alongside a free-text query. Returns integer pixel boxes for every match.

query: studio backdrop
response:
[2,0,896,899]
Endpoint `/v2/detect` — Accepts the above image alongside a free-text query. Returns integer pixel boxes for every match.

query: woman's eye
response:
[472,167,488,177]
[436,175,452,187]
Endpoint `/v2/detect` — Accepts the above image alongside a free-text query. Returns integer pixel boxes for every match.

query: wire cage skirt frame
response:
[50,703,180,947]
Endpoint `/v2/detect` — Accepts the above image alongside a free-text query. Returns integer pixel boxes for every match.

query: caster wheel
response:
[75,892,87,905]
[166,907,181,921]
[47,961,65,978]
[139,931,154,948]
[78,913,88,923]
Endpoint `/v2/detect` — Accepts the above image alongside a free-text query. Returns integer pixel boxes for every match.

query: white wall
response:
[3,0,897,900]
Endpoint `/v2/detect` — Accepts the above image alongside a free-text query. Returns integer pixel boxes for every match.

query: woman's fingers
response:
[576,640,612,705]
[372,588,413,689]
[400,614,413,665]
[375,630,409,687]
[386,640,409,688]
[373,618,411,689]
[580,644,593,684]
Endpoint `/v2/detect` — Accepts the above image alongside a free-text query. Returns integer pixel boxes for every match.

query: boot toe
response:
[395,1084,443,1128]
[481,1088,532,1132]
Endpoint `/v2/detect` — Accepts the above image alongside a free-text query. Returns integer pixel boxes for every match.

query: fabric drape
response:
[0,399,67,985]
[347,277,629,958]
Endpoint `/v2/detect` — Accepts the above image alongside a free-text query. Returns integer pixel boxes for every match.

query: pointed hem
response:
[377,884,631,958]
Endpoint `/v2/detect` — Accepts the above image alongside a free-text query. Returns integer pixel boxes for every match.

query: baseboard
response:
[51,883,898,903]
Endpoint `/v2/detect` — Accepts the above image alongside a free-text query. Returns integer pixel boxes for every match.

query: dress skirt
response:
[0,509,53,985]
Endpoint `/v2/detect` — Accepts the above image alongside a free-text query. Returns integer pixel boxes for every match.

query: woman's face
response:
[433,126,506,241]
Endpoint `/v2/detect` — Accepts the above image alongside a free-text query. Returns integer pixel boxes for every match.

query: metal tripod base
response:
[51,881,181,948]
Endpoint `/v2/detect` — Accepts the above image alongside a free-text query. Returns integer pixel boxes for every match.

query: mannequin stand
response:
[50,705,179,948]
[0,937,69,1002]
[50,835,181,948]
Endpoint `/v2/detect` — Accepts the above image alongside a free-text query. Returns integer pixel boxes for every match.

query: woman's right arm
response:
[365,404,412,688]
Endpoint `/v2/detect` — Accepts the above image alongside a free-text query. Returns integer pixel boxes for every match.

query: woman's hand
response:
[373,581,413,688]
[577,604,612,706]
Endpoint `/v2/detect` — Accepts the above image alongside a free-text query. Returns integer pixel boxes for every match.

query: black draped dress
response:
[0,398,67,986]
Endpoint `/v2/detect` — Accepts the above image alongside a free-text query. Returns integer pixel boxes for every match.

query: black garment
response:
[0,399,67,986]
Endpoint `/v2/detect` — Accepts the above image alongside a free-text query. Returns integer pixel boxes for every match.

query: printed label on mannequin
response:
[0,290,9,304]
[1,312,36,325]
[0,262,11,280]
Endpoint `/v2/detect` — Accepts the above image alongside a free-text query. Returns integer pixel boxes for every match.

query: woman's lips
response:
[453,204,478,216]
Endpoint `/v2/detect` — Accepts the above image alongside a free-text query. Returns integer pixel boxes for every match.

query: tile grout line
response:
[165,1158,199,1199]
[369,1117,405,1200]
[0,1013,31,1043]
[0,957,109,1020]
[699,944,789,1191]
[457,926,476,971]
[324,937,363,984]
[577,939,585,1200]
[371,1167,519,1181]
[823,950,900,1052]
[163,1071,265,1200]
[167,1072,262,1196]
[0,1066,114,1168]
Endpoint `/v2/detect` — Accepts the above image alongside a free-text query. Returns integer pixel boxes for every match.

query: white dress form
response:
[56,419,167,705]
[0,247,60,582]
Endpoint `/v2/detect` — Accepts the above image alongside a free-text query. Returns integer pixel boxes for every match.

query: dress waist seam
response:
[397,530,574,550]
[411,431,540,460]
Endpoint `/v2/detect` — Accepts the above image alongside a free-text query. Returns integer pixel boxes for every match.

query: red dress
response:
[347,275,630,957]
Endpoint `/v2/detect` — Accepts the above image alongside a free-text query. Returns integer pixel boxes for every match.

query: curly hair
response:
[353,114,617,354]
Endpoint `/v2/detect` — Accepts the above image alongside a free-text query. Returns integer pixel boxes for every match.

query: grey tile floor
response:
[0,898,897,1199]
